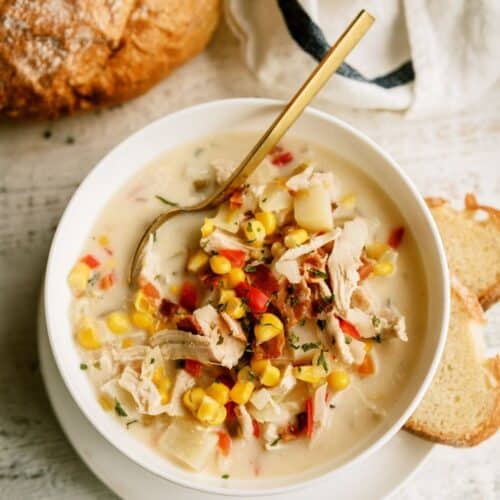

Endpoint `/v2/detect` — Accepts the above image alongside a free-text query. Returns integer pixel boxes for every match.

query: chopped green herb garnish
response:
[301,342,321,352]
[316,319,326,330]
[79,363,88,370]
[93,361,101,369]
[114,401,128,417]
[317,350,328,372]
[155,195,179,207]
[270,437,281,447]
[217,302,227,312]
[126,419,138,428]
[153,231,157,243]
[194,147,205,157]
[221,474,230,479]
[244,265,258,273]
[345,336,352,345]
[371,315,381,328]
[217,335,224,345]
[299,319,306,326]
[150,358,155,365]
[374,334,382,343]
[288,332,300,350]
[87,273,100,286]
[329,404,336,409]
[308,268,328,279]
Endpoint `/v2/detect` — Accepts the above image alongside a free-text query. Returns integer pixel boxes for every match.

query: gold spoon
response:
[129,9,374,285]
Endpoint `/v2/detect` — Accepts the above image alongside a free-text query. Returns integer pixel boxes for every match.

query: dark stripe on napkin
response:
[277,0,414,89]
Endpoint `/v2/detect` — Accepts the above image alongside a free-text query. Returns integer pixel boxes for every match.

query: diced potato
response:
[158,419,218,471]
[259,183,293,213]
[293,185,333,232]
[288,319,321,363]
[213,204,243,234]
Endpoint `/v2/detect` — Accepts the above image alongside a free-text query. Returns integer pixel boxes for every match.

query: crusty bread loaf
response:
[405,277,499,446]
[0,0,220,119]
[426,194,500,310]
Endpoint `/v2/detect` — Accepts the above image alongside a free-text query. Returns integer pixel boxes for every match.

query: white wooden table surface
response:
[0,21,498,500]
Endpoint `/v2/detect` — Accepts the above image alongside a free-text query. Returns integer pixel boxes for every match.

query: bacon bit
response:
[99,272,115,290]
[388,226,405,249]
[229,189,244,209]
[338,317,362,339]
[217,373,236,388]
[305,397,313,438]
[252,419,261,438]
[184,359,202,377]
[81,254,100,269]
[219,249,247,268]
[357,353,375,377]
[200,272,221,290]
[176,315,201,335]
[142,282,160,299]
[254,333,285,360]
[179,282,198,311]
[225,401,237,420]
[271,151,294,166]
[358,261,373,282]
[217,431,232,456]
[248,265,279,296]
[159,299,178,317]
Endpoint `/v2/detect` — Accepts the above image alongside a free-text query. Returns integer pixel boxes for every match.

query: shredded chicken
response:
[200,228,253,254]
[327,218,368,315]
[235,404,254,441]
[326,315,365,365]
[164,370,196,417]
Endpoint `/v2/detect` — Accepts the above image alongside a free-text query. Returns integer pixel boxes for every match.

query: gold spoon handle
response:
[129,10,374,285]
[204,9,375,208]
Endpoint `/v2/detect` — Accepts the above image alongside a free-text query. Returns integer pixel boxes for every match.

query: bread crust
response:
[0,0,220,119]
[404,277,500,446]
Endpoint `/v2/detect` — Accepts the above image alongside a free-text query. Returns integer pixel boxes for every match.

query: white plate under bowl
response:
[44,98,449,495]
[38,300,433,500]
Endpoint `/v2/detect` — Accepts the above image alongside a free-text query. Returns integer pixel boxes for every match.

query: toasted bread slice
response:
[426,194,500,310]
[404,277,500,445]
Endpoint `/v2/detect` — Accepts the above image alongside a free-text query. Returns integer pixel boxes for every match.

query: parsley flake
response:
[308,268,328,279]
[155,195,179,207]
[114,401,128,417]
[79,363,88,370]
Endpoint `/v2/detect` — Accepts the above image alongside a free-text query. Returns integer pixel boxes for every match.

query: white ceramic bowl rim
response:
[44,98,450,497]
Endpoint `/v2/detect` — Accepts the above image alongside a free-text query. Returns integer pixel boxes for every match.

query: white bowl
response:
[44,98,449,496]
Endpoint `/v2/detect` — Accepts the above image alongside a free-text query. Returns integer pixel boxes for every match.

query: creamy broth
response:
[69,132,426,479]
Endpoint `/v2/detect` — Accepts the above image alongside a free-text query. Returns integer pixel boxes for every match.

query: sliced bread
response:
[426,194,500,310]
[404,277,500,445]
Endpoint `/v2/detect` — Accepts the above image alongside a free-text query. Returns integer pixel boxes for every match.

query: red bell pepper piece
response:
[217,431,232,456]
[81,254,100,269]
[179,282,198,311]
[225,401,237,420]
[249,265,279,296]
[142,282,160,299]
[99,272,115,290]
[271,151,294,166]
[229,189,244,209]
[252,419,261,438]
[338,317,361,339]
[388,226,405,249]
[219,249,247,268]
[305,397,313,438]
[235,283,269,314]
[184,359,202,377]
[357,354,375,377]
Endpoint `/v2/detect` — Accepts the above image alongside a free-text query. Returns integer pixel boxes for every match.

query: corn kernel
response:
[106,311,130,334]
[255,211,277,235]
[230,380,255,404]
[77,326,101,350]
[68,262,91,295]
[201,218,215,237]
[327,369,350,391]
[243,219,266,247]
[121,338,134,348]
[209,405,227,426]
[196,395,220,424]
[237,366,255,382]
[152,366,165,385]
[226,268,245,288]
[147,317,168,336]
[225,297,246,319]
[254,313,284,344]
[284,228,309,248]
[340,193,357,208]
[271,241,286,259]
[210,255,232,275]
[206,382,230,405]
[260,364,281,387]
[133,290,156,314]
[183,387,206,412]
[373,261,394,277]
[293,365,325,384]
[219,288,236,305]
[98,234,110,246]
[250,358,270,375]
[187,250,209,273]
[169,284,180,296]
[99,393,114,412]
[365,242,390,260]
[131,311,154,330]
[153,369,171,404]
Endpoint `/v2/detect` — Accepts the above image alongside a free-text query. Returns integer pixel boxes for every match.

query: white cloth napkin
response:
[226,0,500,117]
